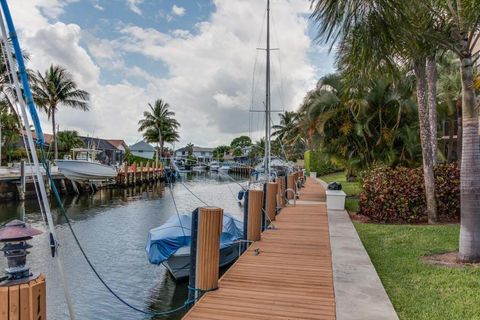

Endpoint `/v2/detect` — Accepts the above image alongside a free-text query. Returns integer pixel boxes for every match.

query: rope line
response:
[39,149,206,316]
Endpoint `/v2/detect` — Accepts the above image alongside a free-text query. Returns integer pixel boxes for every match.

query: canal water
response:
[0,172,246,319]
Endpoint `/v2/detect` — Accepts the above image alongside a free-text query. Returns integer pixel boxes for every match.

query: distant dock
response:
[183,177,336,319]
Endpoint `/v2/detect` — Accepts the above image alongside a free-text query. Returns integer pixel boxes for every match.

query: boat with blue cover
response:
[146,213,243,280]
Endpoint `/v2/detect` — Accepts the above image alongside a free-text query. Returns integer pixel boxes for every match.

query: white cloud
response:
[92,0,104,11]
[171,5,186,16]
[126,0,142,15]
[10,0,320,147]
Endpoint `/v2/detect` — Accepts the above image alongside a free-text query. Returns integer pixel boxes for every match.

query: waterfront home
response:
[174,145,215,163]
[130,140,155,160]
[81,137,125,165]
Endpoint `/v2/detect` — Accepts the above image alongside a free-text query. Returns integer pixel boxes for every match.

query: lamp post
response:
[0,219,42,283]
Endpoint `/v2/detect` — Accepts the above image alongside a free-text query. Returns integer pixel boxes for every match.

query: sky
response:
[9,0,335,148]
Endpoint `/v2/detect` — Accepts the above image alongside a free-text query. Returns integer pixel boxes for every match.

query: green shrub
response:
[304,150,339,176]
[359,164,459,223]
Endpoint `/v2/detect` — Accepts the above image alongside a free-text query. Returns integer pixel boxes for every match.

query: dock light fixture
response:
[0,219,42,282]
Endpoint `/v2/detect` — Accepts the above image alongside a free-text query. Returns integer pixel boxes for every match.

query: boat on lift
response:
[56,148,117,184]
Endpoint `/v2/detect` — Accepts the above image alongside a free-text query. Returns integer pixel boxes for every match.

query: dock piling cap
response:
[0,220,42,242]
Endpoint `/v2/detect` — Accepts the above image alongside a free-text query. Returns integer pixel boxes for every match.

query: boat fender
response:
[238,190,245,201]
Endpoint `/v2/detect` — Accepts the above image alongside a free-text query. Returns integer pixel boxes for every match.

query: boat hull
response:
[164,242,241,280]
[57,160,117,183]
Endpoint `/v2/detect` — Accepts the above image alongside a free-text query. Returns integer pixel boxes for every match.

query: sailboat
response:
[145,0,278,281]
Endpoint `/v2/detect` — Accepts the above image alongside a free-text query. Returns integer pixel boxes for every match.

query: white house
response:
[129,141,155,159]
[174,145,215,163]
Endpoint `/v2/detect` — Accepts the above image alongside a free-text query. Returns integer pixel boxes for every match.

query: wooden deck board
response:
[183,177,335,320]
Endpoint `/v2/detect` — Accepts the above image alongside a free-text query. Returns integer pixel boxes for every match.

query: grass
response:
[355,223,480,320]
[320,171,361,212]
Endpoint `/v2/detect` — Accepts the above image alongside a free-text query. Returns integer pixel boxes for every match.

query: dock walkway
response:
[183,177,335,319]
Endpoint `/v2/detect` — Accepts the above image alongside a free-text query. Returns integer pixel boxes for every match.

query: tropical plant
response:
[32,64,90,160]
[0,101,20,164]
[230,136,252,149]
[311,0,440,222]
[138,99,180,161]
[56,130,84,153]
[212,145,230,161]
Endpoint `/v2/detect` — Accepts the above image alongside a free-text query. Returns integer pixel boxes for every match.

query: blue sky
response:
[11,0,335,146]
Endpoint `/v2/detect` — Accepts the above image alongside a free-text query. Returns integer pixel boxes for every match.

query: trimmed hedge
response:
[304,150,338,176]
[359,164,460,223]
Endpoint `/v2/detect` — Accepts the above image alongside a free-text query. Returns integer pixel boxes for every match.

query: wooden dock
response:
[183,177,335,319]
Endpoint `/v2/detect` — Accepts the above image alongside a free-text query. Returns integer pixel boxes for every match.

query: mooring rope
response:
[40,149,208,316]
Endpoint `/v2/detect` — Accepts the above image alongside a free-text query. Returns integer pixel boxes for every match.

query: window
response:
[201,152,205,156]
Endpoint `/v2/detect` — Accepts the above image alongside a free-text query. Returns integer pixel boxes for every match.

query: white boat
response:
[57,148,117,183]
[219,164,231,172]
[146,213,244,280]
[192,164,207,171]
[209,161,220,171]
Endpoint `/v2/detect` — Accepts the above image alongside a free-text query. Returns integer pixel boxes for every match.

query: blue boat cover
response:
[146,213,243,265]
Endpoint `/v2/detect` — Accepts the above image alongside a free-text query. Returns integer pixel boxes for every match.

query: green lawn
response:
[320,172,361,212]
[355,223,480,320]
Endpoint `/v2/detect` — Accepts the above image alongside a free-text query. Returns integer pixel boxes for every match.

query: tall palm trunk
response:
[426,56,438,165]
[52,109,58,160]
[414,60,438,223]
[456,99,463,163]
[458,52,480,262]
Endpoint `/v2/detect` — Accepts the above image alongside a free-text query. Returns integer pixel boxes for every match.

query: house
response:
[130,141,155,160]
[174,145,215,163]
[81,136,124,165]
[107,140,128,153]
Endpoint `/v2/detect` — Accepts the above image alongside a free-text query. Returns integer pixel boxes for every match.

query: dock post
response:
[17,160,26,200]
[245,189,263,242]
[123,162,128,187]
[146,161,150,182]
[140,162,144,182]
[133,162,137,185]
[266,182,278,223]
[155,161,158,180]
[188,207,223,303]
[287,175,294,199]
[0,275,47,320]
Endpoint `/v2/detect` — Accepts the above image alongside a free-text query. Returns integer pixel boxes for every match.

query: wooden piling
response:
[0,274,46,320]
[189,207,224,301]
[133,162,137,185]
[146,161,150,181]
[140,162,144,182]
[247,190,263,241]
[277,177,286,207]
[266,182,278,222]
[287,174,295,199]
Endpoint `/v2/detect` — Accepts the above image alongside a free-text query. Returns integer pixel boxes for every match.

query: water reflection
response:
[0,171,247,320]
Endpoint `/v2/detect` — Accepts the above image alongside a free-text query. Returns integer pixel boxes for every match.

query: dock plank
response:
[183,177,335,319]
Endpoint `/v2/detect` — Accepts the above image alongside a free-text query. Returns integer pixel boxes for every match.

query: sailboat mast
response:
[264,0,271,180]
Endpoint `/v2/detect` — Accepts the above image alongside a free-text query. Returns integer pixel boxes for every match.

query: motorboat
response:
[146,213,243,280]
[56,148,117,184]
[209,161,220,171]
[192,164,207,171]
[254,157,292,178]
[219,163,232,172]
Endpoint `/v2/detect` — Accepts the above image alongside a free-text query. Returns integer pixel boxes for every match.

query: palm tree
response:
[311,0,439,222]
[56,130,84,153]
[32,65,90,160]
[138,99,180,162]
